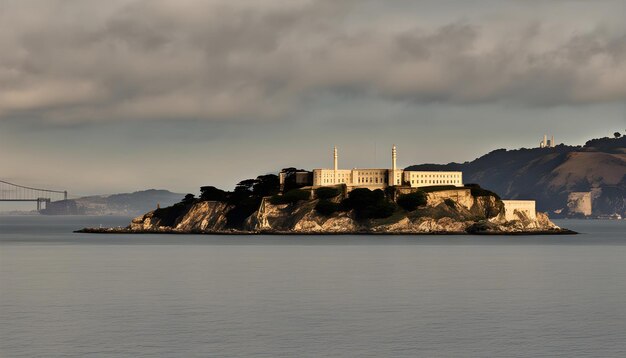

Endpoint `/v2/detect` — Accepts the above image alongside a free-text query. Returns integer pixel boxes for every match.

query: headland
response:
[79,146,574,235]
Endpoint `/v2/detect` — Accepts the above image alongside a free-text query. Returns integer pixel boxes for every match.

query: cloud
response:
[0,0,624,123]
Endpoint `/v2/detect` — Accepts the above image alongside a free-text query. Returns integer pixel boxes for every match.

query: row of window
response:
[321,173,350,178]
[409,173,461,178]
[412,179,461,185]
[319,178,460,185]
[359,177,385,184]
[321,179,349,184]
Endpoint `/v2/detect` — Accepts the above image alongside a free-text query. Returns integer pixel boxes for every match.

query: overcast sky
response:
[1,0,625,196]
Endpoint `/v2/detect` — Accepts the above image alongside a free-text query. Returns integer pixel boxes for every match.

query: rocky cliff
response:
[124,189,564,235]
[130,201,230,232]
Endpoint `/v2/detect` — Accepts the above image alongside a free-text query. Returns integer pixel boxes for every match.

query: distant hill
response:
[406,136,626,217]
[41,189,185,216]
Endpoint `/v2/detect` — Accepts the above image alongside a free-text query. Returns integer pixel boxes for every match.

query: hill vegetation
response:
[406,134,626,216]
[41,189,185,215]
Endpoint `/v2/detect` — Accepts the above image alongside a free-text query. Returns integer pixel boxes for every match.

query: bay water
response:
[1,216,625,357]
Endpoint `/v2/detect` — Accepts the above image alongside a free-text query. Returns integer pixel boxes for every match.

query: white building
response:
[403,171,463,187]
[312,146,463,189]
[539,134,555,148]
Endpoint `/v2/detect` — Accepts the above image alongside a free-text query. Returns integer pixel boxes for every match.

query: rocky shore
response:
[77,189,575,235]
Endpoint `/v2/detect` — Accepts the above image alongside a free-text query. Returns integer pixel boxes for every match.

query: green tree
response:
[234,179,256,193]
[397,191,427,211]
[271,189,310,204]
[315,200,340,216]
[181,193,196,204]
[199,186,227,201]
[252,174,280,197]
[342,188,396,219]
[315,186,341,200]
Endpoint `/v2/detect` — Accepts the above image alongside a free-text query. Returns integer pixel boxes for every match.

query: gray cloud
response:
[0,0,625,124]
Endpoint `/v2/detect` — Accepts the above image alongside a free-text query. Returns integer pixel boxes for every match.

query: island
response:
[79,146,574,235]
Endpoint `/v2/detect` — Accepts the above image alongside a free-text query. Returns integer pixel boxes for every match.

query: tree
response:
[357,201,396,219]
[315,186,341,200]
[252,174,280,197]
[397,191,427,211]
[343,188,385,209]
[615,132,622,138]
[280,167,308,192]
[270,189,310,204]
[200,186,227,201]
[234,179,256,193]
[341,188,396,219]
[315,200,340,216]
[182,193,196,204]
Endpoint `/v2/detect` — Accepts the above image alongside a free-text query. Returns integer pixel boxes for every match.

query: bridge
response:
[0,180,68,211]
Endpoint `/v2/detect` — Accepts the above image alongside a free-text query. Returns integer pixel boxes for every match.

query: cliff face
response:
[129,190,560,234]
[131,201,230,232]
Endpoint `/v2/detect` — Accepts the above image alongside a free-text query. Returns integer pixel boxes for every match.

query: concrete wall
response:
[502,200,536,221]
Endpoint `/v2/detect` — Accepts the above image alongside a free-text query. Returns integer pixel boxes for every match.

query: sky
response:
[1,0,625,197]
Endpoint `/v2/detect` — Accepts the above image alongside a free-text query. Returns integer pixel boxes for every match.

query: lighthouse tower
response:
[333,146,338,184]
[388,145,399,186]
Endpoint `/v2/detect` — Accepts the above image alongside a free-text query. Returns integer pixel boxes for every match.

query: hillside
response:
[41,189,185,216]
[406,136,626,217]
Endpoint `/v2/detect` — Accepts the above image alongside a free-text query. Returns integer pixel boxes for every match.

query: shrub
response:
[356,201,396,219]
[153,202,189,227]
[466,184,501,200]
[342,188,396,219]
[315,186,341,200]
[343,188,385,209]
[226,196,262,229]
[397,191,427,211]
[420,185,458,193]
[444,198,456,208]
[270,189,310,204]
[315,200,340,216]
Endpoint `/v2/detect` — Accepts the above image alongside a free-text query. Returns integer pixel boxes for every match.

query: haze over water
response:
[1,216,625,357]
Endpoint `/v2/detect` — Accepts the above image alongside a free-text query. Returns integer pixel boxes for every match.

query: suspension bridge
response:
[0,180,68,211]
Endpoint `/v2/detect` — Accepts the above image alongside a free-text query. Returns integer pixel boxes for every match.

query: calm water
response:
[1,216,625,357]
